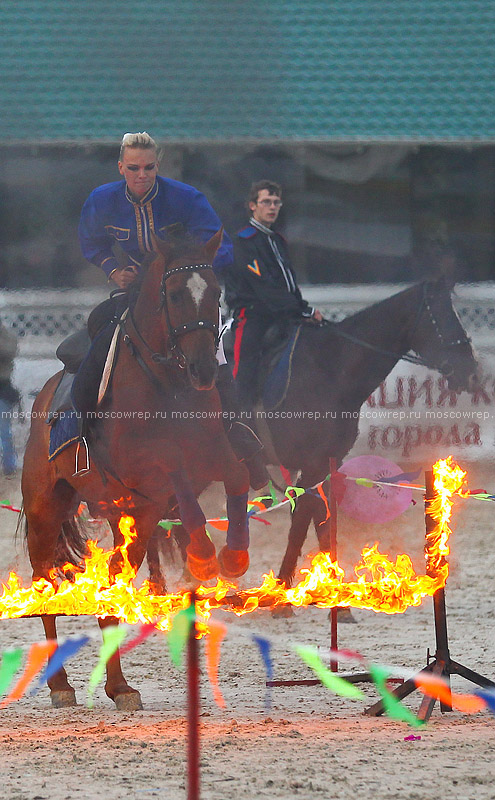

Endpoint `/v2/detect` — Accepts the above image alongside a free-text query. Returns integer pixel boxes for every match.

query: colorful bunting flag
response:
[316,484,331,521]
[205,620,227,708]
[285,486,305,511]
[355,478,375,488]
[167,603,196,668]
[117,623,156,659]
[267,480,278,506]
[294,645,365,699]
[252,635,274,712]
[474,687,495,714]
[157,519,183,532]
[0,622,491,724]
[0,647,24,697]
[415,674,486,713]
[31,635,90,695]
[1,641,58,708]
[369,664,423,728]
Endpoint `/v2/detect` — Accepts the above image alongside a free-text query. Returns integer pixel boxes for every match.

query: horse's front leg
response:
[278,493,316,587]
[146,525,168,596]
[41,615,77,707]
[98,616,143,711]
[170,470,219,582]
[102,508,161,711]
[278,461,332,587]
[218,458,250,579]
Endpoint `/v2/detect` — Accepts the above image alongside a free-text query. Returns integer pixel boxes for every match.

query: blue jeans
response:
[0,399,17,474]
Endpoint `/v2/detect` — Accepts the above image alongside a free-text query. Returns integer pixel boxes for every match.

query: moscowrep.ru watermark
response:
[2,408,493,422]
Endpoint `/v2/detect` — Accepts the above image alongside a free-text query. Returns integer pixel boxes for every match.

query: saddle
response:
[49,292,130,418]
[47,295,128,462]
[259,322,302,410]
[223,319,302,410]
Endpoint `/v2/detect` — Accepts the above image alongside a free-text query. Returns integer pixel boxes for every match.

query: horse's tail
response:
[22,511,90,576]
[15,504,26,544]
[55,517,90,573]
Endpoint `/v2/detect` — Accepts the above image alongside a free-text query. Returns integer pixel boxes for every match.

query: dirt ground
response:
[0,458,494,800]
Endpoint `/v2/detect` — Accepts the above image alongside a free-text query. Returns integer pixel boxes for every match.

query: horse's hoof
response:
[271,604,294,618]
[148,580,167,596]
[186,553,219,582]
[329,607,358,624]
[218,546,249,579]
[114,691,143,711]
[178,566,201,591]
[51,689,77,708]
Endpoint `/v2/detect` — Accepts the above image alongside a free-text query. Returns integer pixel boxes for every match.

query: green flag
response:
[87,626,128,708]
[268,480,278,505]
[369,663,423,728]
[294,645,365,699]
[285,486,305,511]
[167,604,196,668]
[0,648,24,696]
[355,478,375,488]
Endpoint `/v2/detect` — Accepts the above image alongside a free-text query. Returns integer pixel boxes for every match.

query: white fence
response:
[3,283,495,465]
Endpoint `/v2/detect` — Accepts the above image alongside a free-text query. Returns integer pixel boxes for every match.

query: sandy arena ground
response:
[0,458,494,800]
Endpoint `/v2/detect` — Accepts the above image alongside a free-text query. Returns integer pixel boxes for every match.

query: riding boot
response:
[216,364,269,490]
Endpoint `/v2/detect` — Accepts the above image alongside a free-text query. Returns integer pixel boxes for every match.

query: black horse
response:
[253,276,479,586]
[148,275,479,593]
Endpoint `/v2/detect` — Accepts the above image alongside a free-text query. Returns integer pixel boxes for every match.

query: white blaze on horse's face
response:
[186,272,208,311]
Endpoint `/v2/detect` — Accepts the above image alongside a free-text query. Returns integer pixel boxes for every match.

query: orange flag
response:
[205,620,227,708]
[207,519,229,531]
[0,641,58,708]
[415,674,486,714]
[316,484,331,522]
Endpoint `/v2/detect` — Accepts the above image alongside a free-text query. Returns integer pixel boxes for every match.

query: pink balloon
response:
[337,455,413,524]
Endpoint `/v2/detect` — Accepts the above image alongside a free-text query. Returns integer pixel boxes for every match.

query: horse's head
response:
[150,228,223,390]
[411,276,480,393]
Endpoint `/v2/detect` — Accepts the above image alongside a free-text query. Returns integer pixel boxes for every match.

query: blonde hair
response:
[119,131,158,161]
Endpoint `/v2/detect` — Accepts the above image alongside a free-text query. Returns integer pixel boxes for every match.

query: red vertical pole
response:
[187,591,200,800]
[329,458,338,672]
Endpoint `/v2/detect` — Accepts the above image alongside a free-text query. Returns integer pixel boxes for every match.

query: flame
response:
[0,458,466,625]
[425,457,466,574]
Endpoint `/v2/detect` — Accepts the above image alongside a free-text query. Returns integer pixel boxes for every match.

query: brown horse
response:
[21,229,249,709]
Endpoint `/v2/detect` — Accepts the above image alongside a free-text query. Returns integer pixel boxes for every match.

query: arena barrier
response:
[3,282,495,462]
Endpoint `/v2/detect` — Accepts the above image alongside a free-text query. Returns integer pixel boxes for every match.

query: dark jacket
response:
[224,222,312,319]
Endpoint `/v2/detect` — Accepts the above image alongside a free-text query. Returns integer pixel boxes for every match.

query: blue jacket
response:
[78,175,233,278]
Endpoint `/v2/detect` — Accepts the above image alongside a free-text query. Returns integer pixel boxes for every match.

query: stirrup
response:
[228,420,264,462]
[72,437,90,476]
[245,453,269,491]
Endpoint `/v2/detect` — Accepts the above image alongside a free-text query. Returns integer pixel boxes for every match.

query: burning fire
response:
[0,458,466,625]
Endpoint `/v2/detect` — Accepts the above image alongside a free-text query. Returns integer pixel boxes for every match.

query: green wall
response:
[1,0,494,143]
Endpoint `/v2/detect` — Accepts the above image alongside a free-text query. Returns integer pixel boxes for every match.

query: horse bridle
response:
[330,281,471,377]
[158,263,220,367]
[121,262,219,391]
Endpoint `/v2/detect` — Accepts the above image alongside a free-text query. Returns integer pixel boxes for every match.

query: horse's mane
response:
[130,224,205,304]
[157,222,205,262]
[337,281,425,333]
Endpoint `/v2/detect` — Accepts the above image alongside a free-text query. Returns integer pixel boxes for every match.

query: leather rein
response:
[120,262,219,391]
[328,282,471,377]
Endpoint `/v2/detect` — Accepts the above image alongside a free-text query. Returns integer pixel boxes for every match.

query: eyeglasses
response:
[258,198,283,208]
